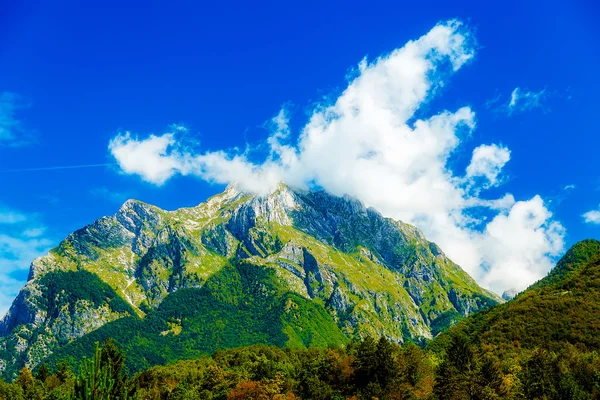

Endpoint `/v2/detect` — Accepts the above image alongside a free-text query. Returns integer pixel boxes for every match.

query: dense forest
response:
[1,334,599,400]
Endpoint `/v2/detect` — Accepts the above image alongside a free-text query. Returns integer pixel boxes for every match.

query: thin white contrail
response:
[0,163,118,172]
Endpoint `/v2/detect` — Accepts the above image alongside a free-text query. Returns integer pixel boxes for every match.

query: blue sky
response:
[0,0,599,313]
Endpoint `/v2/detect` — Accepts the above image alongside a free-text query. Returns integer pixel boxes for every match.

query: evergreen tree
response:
[70,340,129,400]
[34,363,50,383]
[56,361,74,384]
[99,339,127,398]
[434,334,476,399]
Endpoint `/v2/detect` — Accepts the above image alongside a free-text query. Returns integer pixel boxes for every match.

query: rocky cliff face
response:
[0,183,501,378]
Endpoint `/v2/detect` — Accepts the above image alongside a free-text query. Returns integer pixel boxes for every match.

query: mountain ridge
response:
[0,183,500,378]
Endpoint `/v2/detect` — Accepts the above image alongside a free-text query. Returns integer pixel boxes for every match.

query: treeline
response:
[2,334,600,400]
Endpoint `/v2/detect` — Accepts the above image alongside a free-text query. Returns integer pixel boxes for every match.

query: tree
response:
[351,337,399,398]
[56,361,74,383]
[521,349,559,399]
[0,379,25,400]
[434,334,476,400]
[99,339,127,398]
[71,340,129,400]
[397,343,434,398]
[34,364,50,383]
[16,368,34,392]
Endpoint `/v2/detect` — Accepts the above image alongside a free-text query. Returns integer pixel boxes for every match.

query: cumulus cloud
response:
[0,206,53,316]
[476,196,565,289]
[109,20,564,294]
[583,207,600,224]
[0,92,35,147]
[109,132,189,185]
[465,144,511,189]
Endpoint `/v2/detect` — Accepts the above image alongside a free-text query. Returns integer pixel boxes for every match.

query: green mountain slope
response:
[432,239,600,357]
[528,239,600,291]
[42,261,348,373]
[0,184,500,379]
[424,239,600,398]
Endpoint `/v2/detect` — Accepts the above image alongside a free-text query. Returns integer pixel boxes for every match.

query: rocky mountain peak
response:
[0,184,501,379]
[116,199,163,233]
[501,288,518,300]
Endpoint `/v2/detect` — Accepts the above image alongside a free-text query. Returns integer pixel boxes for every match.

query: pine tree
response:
[68,341,129,400]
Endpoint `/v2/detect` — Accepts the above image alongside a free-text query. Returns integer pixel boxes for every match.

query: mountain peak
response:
[0,184,500,379]
[117,198,158,216]
[222,181,295,198]
[116,198,163,234]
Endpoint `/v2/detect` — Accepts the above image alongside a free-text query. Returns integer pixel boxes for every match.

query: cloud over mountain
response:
[109,20,564,294]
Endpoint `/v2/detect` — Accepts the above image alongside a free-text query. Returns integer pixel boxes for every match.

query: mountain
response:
[0,183,500,378]
[528,239,600,291]
[431,239,600,357]
[501,289,518,301]
[426,239,600,398]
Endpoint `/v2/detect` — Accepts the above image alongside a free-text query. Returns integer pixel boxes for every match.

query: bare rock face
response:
[0,183,501,379]
[502,288,518,300]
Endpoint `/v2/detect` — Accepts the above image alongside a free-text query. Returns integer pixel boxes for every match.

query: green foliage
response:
[129,339,432,400]
[429,239,600,399]
[432,240,600,358]
[72,344,117,400]
[0,379,25,400]
[430,310,461,337]
[530,239,600,290]
[40,270,133,317]
[35,363,50,383]
[4,332,600,399]
[44,262,346,374]
[350,337,398,398]
[54,340,130,400]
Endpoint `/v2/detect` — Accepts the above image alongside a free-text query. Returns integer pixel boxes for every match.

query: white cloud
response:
[583,207,600,224]
[108,131,194,185]
[487,86,562,117]
[0,92,35,147]
[477,196,565,290]
[109,20,564,294]
[508,87,548,114]
[0,207,53,316]
[465,144,511,189]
